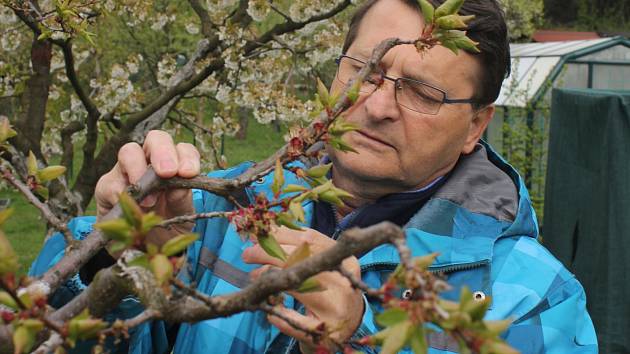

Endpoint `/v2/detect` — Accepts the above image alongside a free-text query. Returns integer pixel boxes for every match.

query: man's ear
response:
[462,104,495,154]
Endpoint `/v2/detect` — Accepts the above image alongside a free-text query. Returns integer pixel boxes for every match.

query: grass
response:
[1,118,286,274]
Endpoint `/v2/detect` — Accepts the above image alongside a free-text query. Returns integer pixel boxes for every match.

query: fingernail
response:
[182,160,196,173]
[140,194,157,208]
[159,159,176,172]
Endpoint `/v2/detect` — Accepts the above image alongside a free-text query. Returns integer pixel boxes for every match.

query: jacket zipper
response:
[360,259,489,275]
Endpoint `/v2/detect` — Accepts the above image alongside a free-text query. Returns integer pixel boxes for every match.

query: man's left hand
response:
[242,226,364,349]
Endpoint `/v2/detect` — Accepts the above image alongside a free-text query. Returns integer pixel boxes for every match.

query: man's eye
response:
[411,86,441,103]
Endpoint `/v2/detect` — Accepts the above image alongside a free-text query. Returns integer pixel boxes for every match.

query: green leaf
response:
[68,311,107,341]
[409,325,428,354]
[258,233,287,262]
[271,159,284,197]
[296,277,326,293]
[434,0,464,18]
[436,14,475,30]
[12,325,36,354]
[418,0,435,24]
[305,163,332,179]
[329,118,359,135]
[319,190,344,207]
[161,233,198,256]
[150,254,173,286]
[316,77,331,108]
[346,80,361,104]
[275,212,303,231]
[376,308,409,327]
[94,218,131,243]
[289,201,305,223]
[328,137,358,153]
[0,291,18,310]
[0,207,14,227]
[482,341,519,354]
[0,230,18,276]
[36,165,66,183]
[0,116,16,143]
[119,192,143,228]
[140,212,163,234]
[285,242,311,268]
[484,319,512,335]
[283,184,308,193]
[146,242,159,256]
[34,185,49,199]
[381,320,412,354]
[127,254,150,269]
[27,151,37,176]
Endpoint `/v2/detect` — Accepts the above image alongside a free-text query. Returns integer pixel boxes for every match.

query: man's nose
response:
[363,79,401,122]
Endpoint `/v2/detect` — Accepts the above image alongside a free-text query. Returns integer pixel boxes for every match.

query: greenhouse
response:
[484,36,630,214]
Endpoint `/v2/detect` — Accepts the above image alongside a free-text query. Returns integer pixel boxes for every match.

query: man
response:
[30,0,598,352]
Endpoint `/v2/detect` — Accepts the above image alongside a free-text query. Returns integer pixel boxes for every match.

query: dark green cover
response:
[543,88,630,353]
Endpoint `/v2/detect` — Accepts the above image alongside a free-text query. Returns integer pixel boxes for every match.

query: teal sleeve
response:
[503,277,598,354]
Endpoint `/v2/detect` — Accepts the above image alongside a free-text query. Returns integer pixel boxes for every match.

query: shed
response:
[485,36,630,217]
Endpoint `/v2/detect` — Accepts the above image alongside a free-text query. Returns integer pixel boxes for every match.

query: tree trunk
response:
[13,37,52,158]
[236,108,249,140]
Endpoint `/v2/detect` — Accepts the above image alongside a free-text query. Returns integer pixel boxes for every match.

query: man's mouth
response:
[356,130,394,149]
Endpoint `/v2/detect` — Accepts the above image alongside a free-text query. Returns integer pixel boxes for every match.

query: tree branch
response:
[0,163,73,244]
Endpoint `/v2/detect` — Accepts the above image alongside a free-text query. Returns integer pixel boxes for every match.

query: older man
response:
[31,0,597,353]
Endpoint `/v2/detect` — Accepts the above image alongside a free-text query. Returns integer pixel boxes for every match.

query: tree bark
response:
[13,37,52,158]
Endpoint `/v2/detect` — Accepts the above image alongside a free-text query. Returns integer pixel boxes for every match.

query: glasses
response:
[334,55,478,115]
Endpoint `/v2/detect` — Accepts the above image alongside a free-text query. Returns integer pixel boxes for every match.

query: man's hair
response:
[342,0,511,106]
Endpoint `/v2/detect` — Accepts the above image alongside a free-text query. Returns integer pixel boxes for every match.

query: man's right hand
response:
[94,130,201,247]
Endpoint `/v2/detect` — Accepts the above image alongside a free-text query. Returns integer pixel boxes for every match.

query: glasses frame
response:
[335,55,478,115]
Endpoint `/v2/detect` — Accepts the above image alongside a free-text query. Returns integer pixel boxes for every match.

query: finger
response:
[269,226,334,248]
[94,164,128,220]
[117,142,147,184]
[241,244,295,267]
[266,305,323,345]
[176,143,200,178]
[143,130,179,178]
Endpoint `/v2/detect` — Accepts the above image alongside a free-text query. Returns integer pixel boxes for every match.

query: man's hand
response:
[94,130,201,247]
[242,226,364,350]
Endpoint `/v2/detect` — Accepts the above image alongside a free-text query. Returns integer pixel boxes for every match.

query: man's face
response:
[328,0,493,197]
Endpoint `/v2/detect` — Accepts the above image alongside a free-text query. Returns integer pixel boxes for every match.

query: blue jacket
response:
[30,143,598,353]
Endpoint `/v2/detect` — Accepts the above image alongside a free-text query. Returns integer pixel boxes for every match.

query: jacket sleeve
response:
[503,276,598,353]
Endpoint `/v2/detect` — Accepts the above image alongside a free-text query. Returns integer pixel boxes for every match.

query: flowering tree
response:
[0,0,351,217]
[0,0,520,353]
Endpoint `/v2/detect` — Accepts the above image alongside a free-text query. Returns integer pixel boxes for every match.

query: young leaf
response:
[271,159,285,197]
[418,0,435,24]
[275,213,303,231]
[316,77,331,109]
[484,319,512,335]
[127,254,150,269]
[146,243,159,257]
[0,117,16,143]
[258,234,287,262]
[36,165,66,183]
[328,137,358,153]
[296,277,326,293]
[413,253,439,270]
[12,325,36,354]
[0,291,18,310]
[0,230,18,276]
[0,207,14,227]
[140,212,163,234]
[161,233,198,257]
[319,190,344,207]
[435,14,475,30]
[150,254,174,286]
[34,185,49,199]
[346,80,362,104]
[305,163,332,179]
[27,151,37,176]
[283,184,308,193]
[285,242,311,268]
[376,308,409,327]
[68,314,107,341]
[409,325,428,354]
[119,192,143,228]
[434,0,464,18]
[94,218,131,243]
[381,320,413,354]
[289,201,306,223]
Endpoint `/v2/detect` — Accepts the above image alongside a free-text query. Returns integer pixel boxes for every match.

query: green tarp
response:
[543,88,630,353]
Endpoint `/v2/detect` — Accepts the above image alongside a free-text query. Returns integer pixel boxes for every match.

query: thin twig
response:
[159,211,231,229]
[337,266,382,299]
[0,163,74,245]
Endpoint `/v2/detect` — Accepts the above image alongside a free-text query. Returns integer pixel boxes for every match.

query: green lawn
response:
[1,118,286,274]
